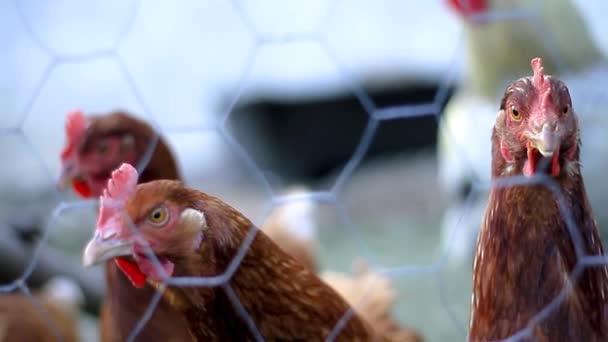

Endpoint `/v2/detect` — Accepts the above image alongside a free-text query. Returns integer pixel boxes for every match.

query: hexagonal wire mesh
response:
[2,0,608,341]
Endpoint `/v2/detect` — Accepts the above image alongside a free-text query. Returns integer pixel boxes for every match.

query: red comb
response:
[530,57,553,110]
[531,57,545,89]
[97,163,139,229]
[60,109,88,161]
[446,0,487,16]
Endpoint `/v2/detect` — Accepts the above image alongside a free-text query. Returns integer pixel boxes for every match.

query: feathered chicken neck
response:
[145,196,266,340]
[153,193,372,341]
[469,128,608,341]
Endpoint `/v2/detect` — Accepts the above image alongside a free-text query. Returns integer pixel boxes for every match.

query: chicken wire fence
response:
[1,0,607,341]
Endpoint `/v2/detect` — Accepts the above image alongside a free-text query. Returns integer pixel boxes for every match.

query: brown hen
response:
[81,163,388,341]
[469,57,608,341]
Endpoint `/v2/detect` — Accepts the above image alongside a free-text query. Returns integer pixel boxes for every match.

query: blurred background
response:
[2,0,608,341]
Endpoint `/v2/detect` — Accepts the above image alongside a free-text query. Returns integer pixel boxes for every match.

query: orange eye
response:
[510,105,521,121]
[148,206,168,226]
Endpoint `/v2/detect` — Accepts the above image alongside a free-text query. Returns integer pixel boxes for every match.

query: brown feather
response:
[0,291,79,342]
[260,188,422,341]
[102,263,192,342]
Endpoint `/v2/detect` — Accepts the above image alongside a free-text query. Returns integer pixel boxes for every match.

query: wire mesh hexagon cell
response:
[2,0,608,341]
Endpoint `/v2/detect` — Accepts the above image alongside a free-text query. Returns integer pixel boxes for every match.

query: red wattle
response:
[551,149,560,177]
[447,0,487,16]
[115,257,147,288]
[72,179,92,198]
[523,148,536,177]
[523,147,561,178]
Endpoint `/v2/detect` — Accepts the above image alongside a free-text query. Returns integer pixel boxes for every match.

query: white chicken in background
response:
[262,186,320,272]
[438,0,608,265]
[262,186,423,341]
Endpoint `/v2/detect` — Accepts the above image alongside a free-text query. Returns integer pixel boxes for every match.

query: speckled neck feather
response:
[468,129,608,341]
[160,195,375,341]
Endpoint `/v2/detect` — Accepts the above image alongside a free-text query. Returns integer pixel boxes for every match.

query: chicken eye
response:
[562,104,570,114]
[148,206,169,226]
[120,134,135,153]
[510,105,521,121]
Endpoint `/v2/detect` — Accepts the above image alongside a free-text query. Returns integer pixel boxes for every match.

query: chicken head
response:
[494,57,579,178]
[58,110,139,198]
[82,163,209,288]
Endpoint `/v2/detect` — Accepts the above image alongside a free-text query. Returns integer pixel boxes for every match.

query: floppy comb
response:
[531,57,546,89]
[97,163,139,229]
[61,109,88,161]
[530,57,554,112]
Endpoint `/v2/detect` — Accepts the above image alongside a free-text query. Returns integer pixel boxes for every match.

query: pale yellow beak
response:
[529,122,560,158]
[82,233,133,267]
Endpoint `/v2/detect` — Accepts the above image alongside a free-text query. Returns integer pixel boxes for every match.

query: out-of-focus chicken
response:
[58,109,181,196]
[58,109,191,341]
[81,163,385,340]
[469,57,608,341]
[438,0,608,264]
[0,276,83,342]
[321,259,423,342]
[262,186,319,272]
[266,190,423,341]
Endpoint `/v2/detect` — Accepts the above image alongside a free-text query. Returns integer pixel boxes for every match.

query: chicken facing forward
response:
[469,57,608,341]
[438,0,608,265]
